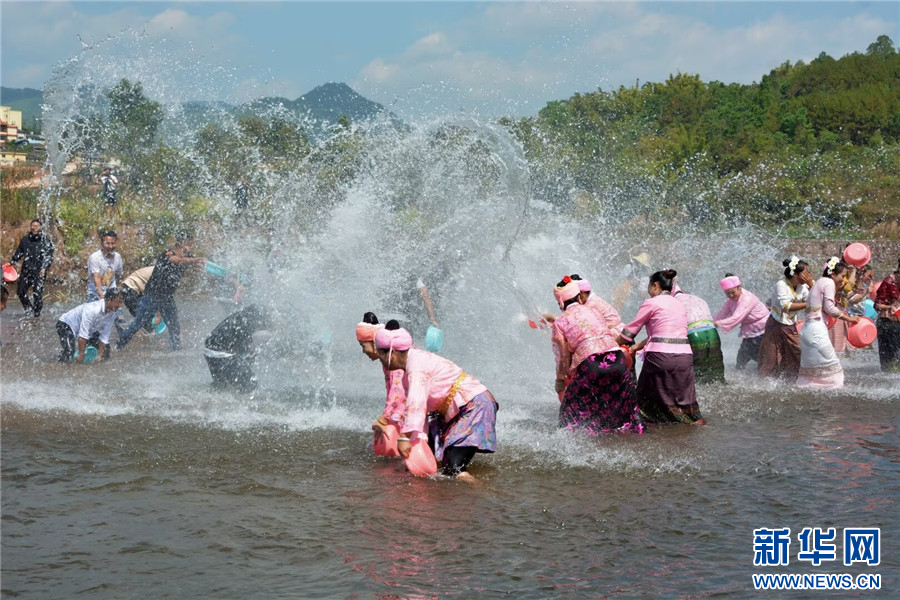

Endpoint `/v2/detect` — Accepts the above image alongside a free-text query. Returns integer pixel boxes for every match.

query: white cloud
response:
[406,32,454,58]
[1,2,242,90]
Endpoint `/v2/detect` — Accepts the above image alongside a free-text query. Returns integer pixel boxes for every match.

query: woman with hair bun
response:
[797,259,859,388]
[375,320,498,480]
[551,276,642,434]
[757,257,813,381]
[617,269,704,425]
[356,312,406,457]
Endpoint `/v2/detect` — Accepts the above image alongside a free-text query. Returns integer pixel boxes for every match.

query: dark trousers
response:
[56,321,77,361]
[121,285,141,316]
[17,269,46,315]
[205,355,257,392]
[441,447,477,476]
[876,318,900,372]
[121,285,154,333]
[736,335,763,369]
[118,294,180,350]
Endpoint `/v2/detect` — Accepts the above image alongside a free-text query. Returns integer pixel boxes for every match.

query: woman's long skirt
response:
[429,392,498,462]
[828,318,850,354]
[559,350,643,434]
[797,318,844,389]
[688,325,726,384]
[636,352,703,424]
[757,316,802,381]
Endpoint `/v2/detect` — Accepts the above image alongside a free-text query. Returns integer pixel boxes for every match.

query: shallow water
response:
[2,301,898,599]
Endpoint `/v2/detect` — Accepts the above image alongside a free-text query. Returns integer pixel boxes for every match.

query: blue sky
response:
[2,1,898,117]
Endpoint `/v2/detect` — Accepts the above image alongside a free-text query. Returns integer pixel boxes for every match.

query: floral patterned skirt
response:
[559,350,643,434]
[428,392,498,462]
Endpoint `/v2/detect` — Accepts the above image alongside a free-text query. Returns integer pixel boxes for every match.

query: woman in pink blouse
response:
[797,259,859,389]
[356,313,407,457]
[551,276,642,434]
[616,269,704,425]
[713,274,769,370]
[374,321,498,480]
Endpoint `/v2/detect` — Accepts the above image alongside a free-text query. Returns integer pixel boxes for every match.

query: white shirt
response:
[769,279,810,325]
[59,299,118,344]
[87,250,124,296]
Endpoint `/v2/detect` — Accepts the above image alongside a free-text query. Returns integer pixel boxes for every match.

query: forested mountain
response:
[507,35,900,235]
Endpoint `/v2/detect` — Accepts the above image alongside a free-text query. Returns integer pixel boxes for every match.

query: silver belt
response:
[650,337,689,344]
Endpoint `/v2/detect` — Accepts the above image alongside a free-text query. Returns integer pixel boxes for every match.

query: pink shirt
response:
[806,277,842,321]
[672,289,714,331]
[713,289,769,338]
[621,292,693,355]
[586,295,625,336]
[401,348,488,440]
[552,302,621,380]
[381,367,407,427]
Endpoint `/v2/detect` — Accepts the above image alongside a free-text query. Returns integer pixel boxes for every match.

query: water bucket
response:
[373,422,400,457]
[404,438,437,478]
[74,346,99,364]
[842,243,871,268]
[205,261,228,277]
[2,264,18,283]
[825,314,837,329]
[847,317,877,349]
[155,320,167,335]
[425,326,444,353]
[863,298,877,320]
[894,304,900,319]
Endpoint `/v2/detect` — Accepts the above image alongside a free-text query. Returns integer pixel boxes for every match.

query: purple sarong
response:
[636,352,703,424]
[428,391,498,462]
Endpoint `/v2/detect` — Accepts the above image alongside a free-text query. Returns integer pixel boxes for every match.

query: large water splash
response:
[30,28,830,453]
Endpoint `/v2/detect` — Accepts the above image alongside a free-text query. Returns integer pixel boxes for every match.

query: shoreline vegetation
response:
[2,36,899,295]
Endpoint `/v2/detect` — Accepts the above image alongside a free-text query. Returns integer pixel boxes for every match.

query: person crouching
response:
[375,321,498,480]
[56,289,123,362]
[204,304,271,392]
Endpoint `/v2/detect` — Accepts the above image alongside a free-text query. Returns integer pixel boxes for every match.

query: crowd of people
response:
[4,219,900,481]
[356,250,899,480]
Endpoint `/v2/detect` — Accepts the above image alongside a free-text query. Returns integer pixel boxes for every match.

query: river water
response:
[1,298,897,599]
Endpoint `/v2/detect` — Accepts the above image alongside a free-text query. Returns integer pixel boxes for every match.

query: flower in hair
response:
[788,256,800,276]
[825,256,840,274]
[562,275,572,284]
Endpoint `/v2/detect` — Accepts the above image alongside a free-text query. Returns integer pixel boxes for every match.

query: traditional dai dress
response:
[551,302,642,433]
[713,288,769,369]
[400,349,498,463]
[797,278,845,389]
[620,293,703,424]
[758,279,809,381]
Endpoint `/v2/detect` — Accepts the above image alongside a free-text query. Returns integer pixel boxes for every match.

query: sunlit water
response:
[2,300,898,599]
[3,29,898,599]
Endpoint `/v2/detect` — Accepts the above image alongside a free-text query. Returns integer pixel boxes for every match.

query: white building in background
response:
[1,105,23,143]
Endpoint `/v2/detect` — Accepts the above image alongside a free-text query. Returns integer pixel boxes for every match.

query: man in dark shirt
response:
[116,233,207,351]
[7,219,55,317]
[204,304,271,391]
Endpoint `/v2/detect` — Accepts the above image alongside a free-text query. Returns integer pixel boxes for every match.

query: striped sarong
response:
[687,321,726,384]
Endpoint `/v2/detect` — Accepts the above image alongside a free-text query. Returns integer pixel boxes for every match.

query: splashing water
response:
[20,28,897,463]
